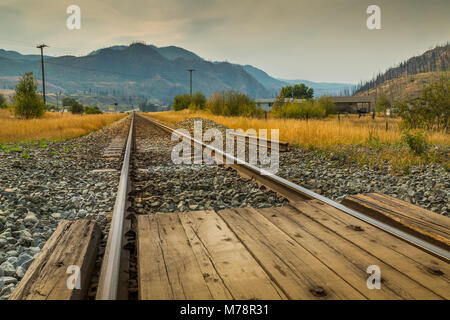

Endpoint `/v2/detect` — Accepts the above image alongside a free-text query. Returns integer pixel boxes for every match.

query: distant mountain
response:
[88,44,203,61]
[0,43,270,105]
[0,49,50,62]
[154,46,203,61]
[278,79,355,96]
[242,65,288,90]
[241,64,354,97]
[0,43,353,107]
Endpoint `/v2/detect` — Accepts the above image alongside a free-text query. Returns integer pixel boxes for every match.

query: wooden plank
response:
[290,200,450,299]
[342,193,450,251]
[217,208,365,299]
[259,206,440,299]
[178,210,286,300]
[137,213,213,300]
[230,132,289,152]
[10,220,101,300]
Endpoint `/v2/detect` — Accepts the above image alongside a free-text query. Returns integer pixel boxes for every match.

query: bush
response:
[205,90,263,117]
[12,72,46,119]
[191,92,206,109]
[62,97,77,107]
[376,94,392,114]
[271,99,327,119]
[398,77,449,131]
[0,93,6,106]
[84,106,103,114]
[70,101,84,114]
[173,94,191,111]
[316,96,336,116]
[402,130,428,155]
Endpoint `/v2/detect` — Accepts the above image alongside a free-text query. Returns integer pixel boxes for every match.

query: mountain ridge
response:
[0,43,352,105]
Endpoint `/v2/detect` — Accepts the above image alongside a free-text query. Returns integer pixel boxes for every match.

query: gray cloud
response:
[0,0,449,83]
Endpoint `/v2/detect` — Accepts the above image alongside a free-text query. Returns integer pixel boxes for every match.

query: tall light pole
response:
[37,44,48,105]
[187,69,195,97]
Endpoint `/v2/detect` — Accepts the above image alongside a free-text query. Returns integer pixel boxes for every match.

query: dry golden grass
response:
[0,109,126,143]
[144,110,449,148]
[144,110,449,174]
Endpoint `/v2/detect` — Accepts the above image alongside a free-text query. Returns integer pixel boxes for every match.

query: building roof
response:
[331,96,373,103]
[255,98,305,103]
[254,96,373,105]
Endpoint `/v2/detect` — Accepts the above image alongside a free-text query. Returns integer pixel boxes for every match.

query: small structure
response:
[255,98,305,111]
[331,96,373,113]
[254,96,372,113]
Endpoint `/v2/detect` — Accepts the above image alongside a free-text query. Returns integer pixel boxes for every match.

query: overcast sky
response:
[0,0,449,83]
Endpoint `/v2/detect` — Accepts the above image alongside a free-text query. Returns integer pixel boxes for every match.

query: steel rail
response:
[96,112,135,300]
[142,115,450,261]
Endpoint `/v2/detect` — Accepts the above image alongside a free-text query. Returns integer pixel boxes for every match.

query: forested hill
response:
[354,43,449,95]
[0,43,354,106]
[0,43,270,105]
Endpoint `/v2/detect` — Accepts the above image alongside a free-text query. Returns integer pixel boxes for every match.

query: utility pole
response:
[56,91,61,112]
[36,44,48,105]
[187,69,195,97]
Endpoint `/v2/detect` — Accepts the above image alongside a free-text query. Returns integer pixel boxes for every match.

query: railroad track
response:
[10,112,450,300]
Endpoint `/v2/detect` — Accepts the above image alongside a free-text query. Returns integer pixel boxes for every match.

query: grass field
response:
[144,110,449,174]
[0,109,126,143]
[144,110,449,147]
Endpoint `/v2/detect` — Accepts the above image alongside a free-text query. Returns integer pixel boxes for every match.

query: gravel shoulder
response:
[172,116,449,217]
[0,116,131,299]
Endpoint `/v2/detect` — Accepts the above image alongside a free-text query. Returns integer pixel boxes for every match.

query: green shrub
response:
[0,93,6,106]
[84,106,103,114]
[398,77,449,131]
[70,101,84,114]
[191,92,206,109]
[205,90,263,117]
[316,96,336,116]
[271,99,326,119]
[62,97,77,107]
[402,130,428,155]
[12,72,46,119]
[173,94,191,111]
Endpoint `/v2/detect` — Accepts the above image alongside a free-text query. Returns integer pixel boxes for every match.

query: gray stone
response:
[0,276,17,286]
[0,262,16,277]
[23,212,38,226]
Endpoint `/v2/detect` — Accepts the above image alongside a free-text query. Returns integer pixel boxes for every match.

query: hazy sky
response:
[0,0,449,83]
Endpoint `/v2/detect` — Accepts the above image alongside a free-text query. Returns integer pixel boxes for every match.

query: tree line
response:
[171,83,338,119]
[1,72,103,118]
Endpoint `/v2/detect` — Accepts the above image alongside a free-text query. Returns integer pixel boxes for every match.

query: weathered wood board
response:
[137,204,448,300]
[342,193,450,251]
[10,220,101,300]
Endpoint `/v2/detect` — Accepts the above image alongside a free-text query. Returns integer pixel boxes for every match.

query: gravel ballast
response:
[0,115,130,299]
[131,116,287,215]
[159,116,449,217]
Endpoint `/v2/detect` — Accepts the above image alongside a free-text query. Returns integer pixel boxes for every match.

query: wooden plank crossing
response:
[137,204,449,300]
[10,220,101,300]
[342,193,450,251]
